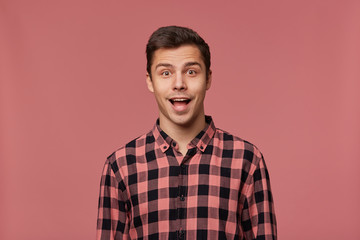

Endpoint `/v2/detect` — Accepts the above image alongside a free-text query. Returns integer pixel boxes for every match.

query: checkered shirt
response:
[97,116,277,240]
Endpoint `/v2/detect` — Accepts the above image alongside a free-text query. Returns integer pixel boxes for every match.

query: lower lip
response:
[170,100,191,113]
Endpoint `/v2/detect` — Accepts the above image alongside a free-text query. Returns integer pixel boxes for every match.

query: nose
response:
[173,72,187,91]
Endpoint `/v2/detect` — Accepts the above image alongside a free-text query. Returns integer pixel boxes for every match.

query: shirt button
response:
[200,145,204,150]
[180,195,185,201]
[172,142,176,147]
[178,229,185,239]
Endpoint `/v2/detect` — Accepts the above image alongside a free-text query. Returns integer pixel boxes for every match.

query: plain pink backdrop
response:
[1,0,359,239]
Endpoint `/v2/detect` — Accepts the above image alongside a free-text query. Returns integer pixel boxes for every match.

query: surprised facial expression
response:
[146,44,212,129]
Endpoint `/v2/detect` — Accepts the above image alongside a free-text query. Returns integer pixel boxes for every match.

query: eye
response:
[161,71,171,77]
[187,69,196,75]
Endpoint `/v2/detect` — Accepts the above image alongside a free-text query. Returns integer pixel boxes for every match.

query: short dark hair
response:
[146,26,211,79]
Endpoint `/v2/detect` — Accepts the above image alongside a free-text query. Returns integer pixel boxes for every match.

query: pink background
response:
[1,1,359,239]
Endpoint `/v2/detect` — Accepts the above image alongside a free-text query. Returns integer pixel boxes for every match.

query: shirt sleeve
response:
[240,154,277,240]
[96,158,130,240]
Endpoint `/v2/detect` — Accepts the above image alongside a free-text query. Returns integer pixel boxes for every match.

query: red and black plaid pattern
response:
[97,116,277,240]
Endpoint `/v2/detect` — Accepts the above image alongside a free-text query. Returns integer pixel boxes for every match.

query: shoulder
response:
[102,130,153,182]
[214,128,266,181]
[214,127,264,161]
[107,130,152,163]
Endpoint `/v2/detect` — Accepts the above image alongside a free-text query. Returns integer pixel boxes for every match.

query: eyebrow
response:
[155,61,203,70]
[155,63,174,70]
[184,61,202,69]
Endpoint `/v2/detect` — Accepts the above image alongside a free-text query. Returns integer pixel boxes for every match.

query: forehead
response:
[152,45,204,67]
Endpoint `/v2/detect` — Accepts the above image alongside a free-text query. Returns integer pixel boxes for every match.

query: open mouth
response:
[169,98,191,111]
[169,98,191,105]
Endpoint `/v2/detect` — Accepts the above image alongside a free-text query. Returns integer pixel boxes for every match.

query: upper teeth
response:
[173,99,187,101]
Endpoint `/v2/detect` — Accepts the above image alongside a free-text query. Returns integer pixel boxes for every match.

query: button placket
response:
[177,149,194,239]
[177,163,187,237]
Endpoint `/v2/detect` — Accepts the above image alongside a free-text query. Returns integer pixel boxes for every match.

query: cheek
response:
[152,81,170,93]
[153,89,168,105]
[193,84,208,97]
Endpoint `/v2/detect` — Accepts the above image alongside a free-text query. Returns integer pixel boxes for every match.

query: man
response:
[97,26,277,240]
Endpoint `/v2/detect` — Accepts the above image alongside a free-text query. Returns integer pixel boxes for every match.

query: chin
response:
[169,114,198,127]
[171,116,191,126]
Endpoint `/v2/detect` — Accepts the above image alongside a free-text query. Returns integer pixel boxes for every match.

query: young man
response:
[97,26,277,240]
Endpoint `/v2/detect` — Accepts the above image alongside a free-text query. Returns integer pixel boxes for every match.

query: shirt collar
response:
[152,116,216,153]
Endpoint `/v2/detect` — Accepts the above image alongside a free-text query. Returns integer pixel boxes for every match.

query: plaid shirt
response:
[97,116,277,240]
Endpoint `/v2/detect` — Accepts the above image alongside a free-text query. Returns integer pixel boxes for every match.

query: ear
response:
[146,72,154,93]
[206,70,212,90]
